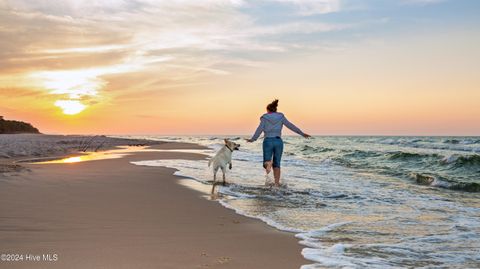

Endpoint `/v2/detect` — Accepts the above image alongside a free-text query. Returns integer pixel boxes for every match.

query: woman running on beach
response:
[246,99,310,187]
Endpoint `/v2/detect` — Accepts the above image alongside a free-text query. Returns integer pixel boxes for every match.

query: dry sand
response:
[0,143,306,268]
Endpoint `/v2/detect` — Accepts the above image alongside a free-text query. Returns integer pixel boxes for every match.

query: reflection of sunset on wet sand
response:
[32,152,124,164]
[59,156,82,163]
[31,147,137,164]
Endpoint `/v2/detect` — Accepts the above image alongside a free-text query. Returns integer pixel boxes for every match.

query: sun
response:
[54,100,86,115]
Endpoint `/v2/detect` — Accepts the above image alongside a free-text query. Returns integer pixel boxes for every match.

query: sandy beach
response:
[0,136,306,268]
[2,1,478,267]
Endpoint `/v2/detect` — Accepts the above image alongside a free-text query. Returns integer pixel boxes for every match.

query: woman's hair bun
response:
[267,99,279,112]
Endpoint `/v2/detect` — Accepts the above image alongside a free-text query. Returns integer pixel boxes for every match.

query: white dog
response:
[208,139,240,193]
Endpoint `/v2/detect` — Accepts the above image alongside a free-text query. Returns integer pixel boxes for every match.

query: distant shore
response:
[0,134,162,174]
[0,135,306,268]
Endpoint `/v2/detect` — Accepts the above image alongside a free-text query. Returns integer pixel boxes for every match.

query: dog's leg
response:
[213,166,220,183]
[229,162,232,170]
[211,182,216,194]
[213,167,218,190]
[221,166,226,186]
[212,167,219,194]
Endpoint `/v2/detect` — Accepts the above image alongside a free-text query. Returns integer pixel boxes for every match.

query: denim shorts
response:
[263,137,284,168]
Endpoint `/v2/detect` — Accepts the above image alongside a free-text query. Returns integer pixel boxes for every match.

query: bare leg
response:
[264,161,272,174]
[273,167,281,186]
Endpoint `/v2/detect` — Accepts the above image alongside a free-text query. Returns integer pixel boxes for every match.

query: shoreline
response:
[0,134,163,174]
[0,140,307,268]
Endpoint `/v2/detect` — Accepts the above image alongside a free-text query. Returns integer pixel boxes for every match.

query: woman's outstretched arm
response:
[247,118,265,142]
[283,116,310,138]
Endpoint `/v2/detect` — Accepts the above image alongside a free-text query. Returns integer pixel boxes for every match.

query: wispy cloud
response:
[0,0,350,107]
[268,0,341,15]
[0,0,359,115]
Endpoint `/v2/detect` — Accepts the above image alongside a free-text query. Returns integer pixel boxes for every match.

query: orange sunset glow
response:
[1,0,479,135]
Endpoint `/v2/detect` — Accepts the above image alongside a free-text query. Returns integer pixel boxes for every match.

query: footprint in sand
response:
[216,256,232,264]
[198,256,232,268]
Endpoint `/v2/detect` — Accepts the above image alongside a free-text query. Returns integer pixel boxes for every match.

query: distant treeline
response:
[0,116,40,134]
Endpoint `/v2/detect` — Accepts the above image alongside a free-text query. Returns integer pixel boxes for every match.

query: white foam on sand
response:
[131,159,304,234]
[131,158,368,268]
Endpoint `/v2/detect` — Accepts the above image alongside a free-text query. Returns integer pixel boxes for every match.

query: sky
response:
[1,0,479,135]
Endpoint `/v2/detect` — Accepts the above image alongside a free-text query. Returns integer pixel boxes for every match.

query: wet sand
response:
[0,143,306,268]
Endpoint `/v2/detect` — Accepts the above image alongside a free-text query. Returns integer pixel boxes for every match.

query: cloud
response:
[0,88,49,98]
[268,0,341,15]
[0,0,349,113]
[251,21,349,35]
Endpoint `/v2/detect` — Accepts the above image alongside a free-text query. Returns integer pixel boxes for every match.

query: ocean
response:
[128,136,480,268]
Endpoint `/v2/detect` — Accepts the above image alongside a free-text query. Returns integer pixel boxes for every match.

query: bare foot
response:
[273,182,287,188]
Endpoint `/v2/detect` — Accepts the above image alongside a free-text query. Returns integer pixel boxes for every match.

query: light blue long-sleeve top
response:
[250,112,305,141]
